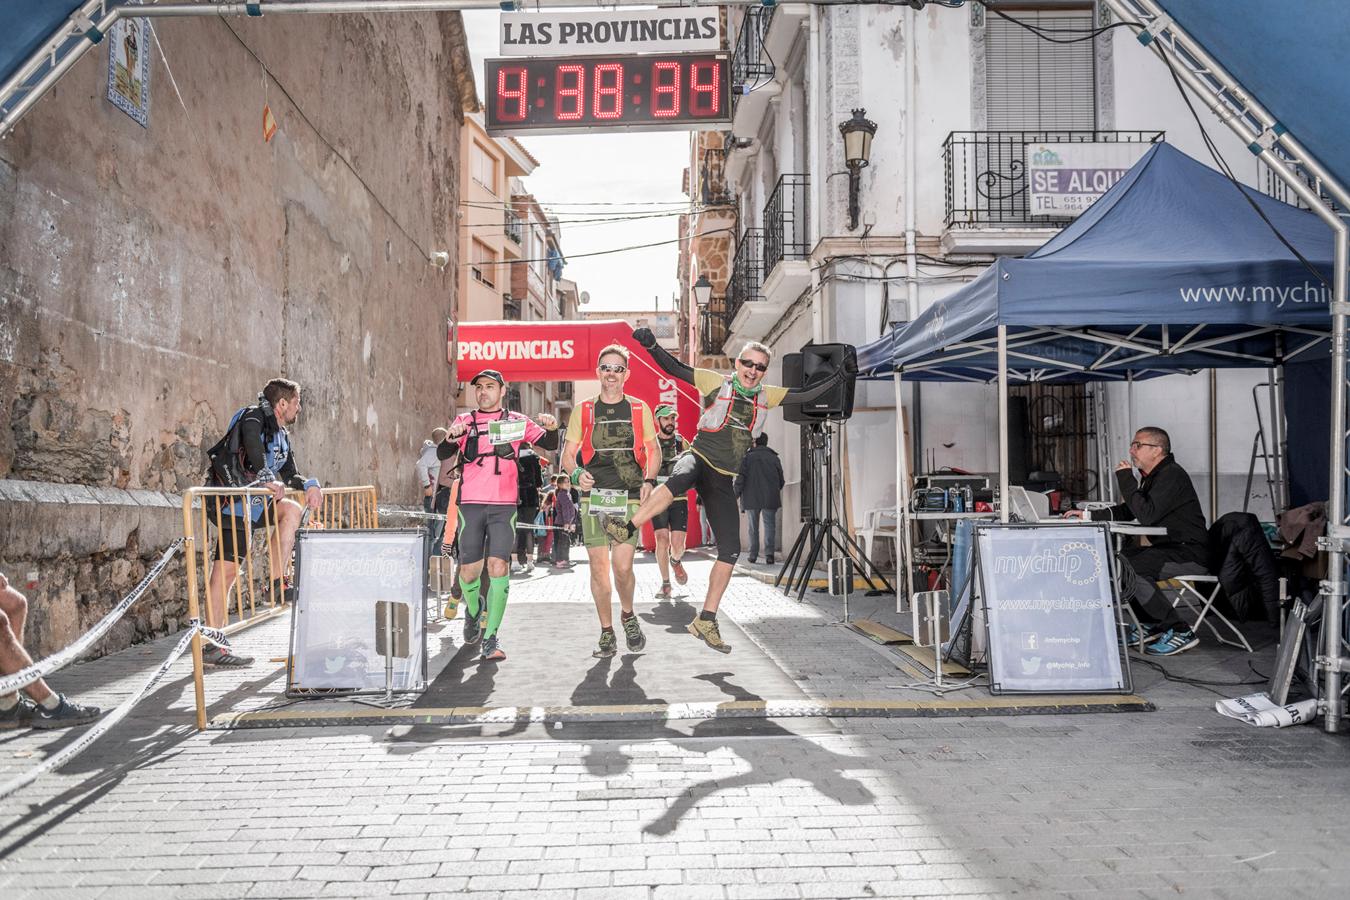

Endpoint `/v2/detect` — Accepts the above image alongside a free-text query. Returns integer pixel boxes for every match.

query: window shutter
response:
[985,10,1097,131]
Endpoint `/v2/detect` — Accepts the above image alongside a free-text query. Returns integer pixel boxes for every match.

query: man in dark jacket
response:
[1066,426,1205,656]
[735,434,785,565]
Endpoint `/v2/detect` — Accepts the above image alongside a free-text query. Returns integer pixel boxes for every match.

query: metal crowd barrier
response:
[181,485,378,729]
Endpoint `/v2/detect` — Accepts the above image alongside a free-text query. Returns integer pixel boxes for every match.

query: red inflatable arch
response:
[454,319,703,549]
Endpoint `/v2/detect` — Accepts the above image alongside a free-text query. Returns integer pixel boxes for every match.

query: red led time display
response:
[485,54,731,135]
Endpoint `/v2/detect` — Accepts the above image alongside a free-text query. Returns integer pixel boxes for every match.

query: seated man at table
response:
[1065,426,1206,656]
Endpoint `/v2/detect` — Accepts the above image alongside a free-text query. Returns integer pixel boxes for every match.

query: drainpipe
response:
[809,5,825,343]
[904,2,921,474]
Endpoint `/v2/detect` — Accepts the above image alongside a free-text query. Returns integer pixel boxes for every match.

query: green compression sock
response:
[459,577,482,619]
[485,574,510,637]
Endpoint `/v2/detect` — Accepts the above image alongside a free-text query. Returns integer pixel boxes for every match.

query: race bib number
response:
[489,418,527,445]
[588,488,629,517]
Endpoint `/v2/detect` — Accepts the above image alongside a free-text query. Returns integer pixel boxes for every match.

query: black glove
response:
[632,327,657,349]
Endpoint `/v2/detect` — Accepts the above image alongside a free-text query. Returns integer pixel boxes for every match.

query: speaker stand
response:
[774,423,893,603]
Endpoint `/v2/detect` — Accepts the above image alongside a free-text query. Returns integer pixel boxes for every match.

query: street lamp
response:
[692,274,713,309]
[839,108,877,231]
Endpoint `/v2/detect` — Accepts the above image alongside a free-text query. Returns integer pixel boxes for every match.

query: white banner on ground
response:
[1025,142,1151,217]
[498,10,720,57]
[1215,692,1318,728]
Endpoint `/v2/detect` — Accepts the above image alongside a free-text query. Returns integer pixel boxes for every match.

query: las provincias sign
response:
[499,9,721,58]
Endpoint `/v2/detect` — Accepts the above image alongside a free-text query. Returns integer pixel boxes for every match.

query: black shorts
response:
[665,452,739,563]
[652,496,688,532]
[206,496,274,563]
[456,504,517,565]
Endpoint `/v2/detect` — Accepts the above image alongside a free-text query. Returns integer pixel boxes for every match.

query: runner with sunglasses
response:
[605,329,855,652]
[561,344,661,658]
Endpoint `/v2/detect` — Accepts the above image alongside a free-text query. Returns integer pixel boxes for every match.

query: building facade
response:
[681,0,1281,554]
[0,13,476,655]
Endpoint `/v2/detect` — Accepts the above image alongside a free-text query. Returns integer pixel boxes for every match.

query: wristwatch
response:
[643,478,658,487]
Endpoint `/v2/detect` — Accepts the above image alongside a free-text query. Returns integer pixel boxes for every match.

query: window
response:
[985,7,1096,130]
[470,239,497,289]
[471,142,498,192]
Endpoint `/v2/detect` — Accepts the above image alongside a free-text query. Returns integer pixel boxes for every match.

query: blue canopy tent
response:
[858,142,1336,606]
[860,143,1334,384]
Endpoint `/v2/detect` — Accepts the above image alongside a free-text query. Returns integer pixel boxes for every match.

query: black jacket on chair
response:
[1209,512,1279,621]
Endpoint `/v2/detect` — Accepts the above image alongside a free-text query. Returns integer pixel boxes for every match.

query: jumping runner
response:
[650,405,690,600]
[443,369,558,661]
[561,344,661,658]
[606,329,854,653]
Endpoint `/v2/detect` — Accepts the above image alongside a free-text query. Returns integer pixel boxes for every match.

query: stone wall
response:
[0,13,475,656]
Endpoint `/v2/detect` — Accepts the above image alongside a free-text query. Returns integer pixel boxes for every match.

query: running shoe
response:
[0,698,36,730]
[593,629,617,659]
[202,645,254,668]
[1145,627,1199,657]
[656,582,673,600]
[30,694,102,730]
[670,557,688,585]
[621,615,646,652]
[463,606,485,645]
[1123,620,1167,646]
[687,616,732,654]
[601,517,634,544]
[481,634,506,662]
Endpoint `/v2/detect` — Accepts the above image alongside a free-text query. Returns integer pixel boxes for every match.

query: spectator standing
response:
[514,445,545,573]
[735,433,785,565]
[552,474,578,569]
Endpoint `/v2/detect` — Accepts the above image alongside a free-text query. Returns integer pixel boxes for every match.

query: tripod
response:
[775,422,893,603]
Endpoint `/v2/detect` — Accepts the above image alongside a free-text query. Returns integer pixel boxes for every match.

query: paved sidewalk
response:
[2,548,1349,898]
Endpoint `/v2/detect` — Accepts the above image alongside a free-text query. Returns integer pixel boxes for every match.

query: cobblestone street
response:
[2,551,1349,899]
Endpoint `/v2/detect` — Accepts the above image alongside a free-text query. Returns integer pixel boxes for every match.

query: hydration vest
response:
[697,377,769,440]
[577,395,649,469]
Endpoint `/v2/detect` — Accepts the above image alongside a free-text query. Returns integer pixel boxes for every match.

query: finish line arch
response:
[454,318,705,549]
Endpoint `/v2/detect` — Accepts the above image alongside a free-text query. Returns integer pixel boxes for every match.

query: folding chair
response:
[858,507,898,564]
[1156,574,1254,652]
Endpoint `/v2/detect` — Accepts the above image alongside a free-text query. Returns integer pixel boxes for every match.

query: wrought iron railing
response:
[701,301,731,357]
[503,293,522,320]
[700,146,734,207]
[726,228,764,323]
[762,174,809,278]
[731,7,775,112]
[555,381,573,402]
[943,130,1164,228]
[505,208,524,244]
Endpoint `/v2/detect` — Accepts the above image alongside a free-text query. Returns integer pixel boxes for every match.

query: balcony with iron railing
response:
[762,174,809,280]
[554,381,573,402]
[731,7,775,114]
[504,208,524,244]
[700,300,731,358]
[700,146,734,207]
[943,130,1165,229]
[503,293,522,320]
[725,228,764,325]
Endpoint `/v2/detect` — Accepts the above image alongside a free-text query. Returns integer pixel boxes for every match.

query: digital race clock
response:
[485,53,731,136]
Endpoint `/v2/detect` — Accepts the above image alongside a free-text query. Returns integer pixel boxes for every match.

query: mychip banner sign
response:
[1025,142,1151,217]
[499,9,721,57]
[975,523,1130,694]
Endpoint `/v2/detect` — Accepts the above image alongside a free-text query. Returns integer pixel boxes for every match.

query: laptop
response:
[1007,485,1049,523]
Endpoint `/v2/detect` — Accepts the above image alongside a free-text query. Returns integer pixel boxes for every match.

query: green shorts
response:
[580,498,641,549]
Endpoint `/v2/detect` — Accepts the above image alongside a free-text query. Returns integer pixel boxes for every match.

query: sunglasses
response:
[597,363,628,374]
[738,358,768,373]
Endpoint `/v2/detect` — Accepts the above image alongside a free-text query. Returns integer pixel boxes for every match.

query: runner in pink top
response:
[438,369,559,662]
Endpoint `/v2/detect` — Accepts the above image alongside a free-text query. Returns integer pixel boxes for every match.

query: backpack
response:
[577,396,649,469]
[205,401,277,488]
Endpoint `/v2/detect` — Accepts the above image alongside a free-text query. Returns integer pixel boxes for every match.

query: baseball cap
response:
[470,369,505,386]
[654,405,677,419]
